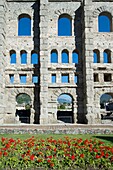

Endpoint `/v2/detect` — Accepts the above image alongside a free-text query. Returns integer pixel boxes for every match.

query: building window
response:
[93,49,100,63]
[94,74,99,82]
[51,50,58,63]
[74,75,78,83]
[61,74,69,83]
[51,74,56,83]
[104,73,111,82]
[103,49,111,63]
[62,49,69,63]
[98,12,112,32]
[18,14,31,36]
[58,14,72,36]
[31,51,38,64]
[9,74,14,84]
[20,50,27,64]
[72,50,78,64]
[10,50,16,64]
[20,75,27,84]
[32,75,38,84]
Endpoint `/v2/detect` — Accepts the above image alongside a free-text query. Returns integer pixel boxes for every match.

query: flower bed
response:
[0,136,113,169]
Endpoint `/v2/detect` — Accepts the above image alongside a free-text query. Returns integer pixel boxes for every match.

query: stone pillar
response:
[69,72,74,84]
[73,101,77,123]
[27,51,31,65]
[16,51,20,65]
[58,50,61,64]
[83,0,97,124]
[0,0,7,121]
[69,51,72,63]
[100,50,103,63]
[39,0,48,124]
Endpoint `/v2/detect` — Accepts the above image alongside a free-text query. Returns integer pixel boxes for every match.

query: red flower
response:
[96,155,101,159]
[0,151,2,157]
[105,153,109,158]
[101,152,104,157]
[80,154,84,158]
[21,154,25,158]
[6,143,11,149]
[77,139,82,143]
[48,155,52,159]
[37,159,42,163]
[54,148,56,152]
[47,159,51,163]
[1,137,6,143]
[50,163,54,167]
[71,155,75,160]
[30,155,35,161]
[4,152,8,156]
[93,148,98,152]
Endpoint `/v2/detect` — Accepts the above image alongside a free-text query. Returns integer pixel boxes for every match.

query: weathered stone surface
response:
[0,0,113,125]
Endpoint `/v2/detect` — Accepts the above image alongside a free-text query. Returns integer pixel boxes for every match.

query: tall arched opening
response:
[16,93,31,123]
[57,94,74,123]
[100,93,113,109]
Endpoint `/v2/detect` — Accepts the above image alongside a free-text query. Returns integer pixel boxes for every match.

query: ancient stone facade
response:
[0,0,113,124]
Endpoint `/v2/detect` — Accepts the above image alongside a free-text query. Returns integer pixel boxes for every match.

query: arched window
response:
[20,50,27,64]
[10,50,16,64]
[72,50,78,63]
[18,14,31,36]
[62,50,69,63]
[98,12,112,32]
[58,14,72,36]
[31,51,38,64]
[51,50,58,63]
[103,49,111,63]
[93,49,100,63]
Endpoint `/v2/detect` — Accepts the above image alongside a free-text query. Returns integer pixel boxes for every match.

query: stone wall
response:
[0,0,7,122]
[0,0,113,124]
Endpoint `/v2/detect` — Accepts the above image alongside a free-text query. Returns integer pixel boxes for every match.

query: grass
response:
[0,134,113,145]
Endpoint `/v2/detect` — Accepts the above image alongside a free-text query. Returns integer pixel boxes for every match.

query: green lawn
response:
[0,134,113,145]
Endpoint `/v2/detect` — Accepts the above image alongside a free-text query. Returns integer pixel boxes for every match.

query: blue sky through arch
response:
[58,16,72,36]
[18,16,31,36]
[98,15,110,32]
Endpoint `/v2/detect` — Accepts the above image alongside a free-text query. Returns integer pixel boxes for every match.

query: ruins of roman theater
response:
[0,0,113,125]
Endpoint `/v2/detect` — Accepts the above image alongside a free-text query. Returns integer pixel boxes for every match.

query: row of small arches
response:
[10,50,38,64]
[10,50,79,64]
[18,11,111,36]
[93,49,112,63]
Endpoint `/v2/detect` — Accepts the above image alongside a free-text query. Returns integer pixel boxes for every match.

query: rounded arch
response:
[58,13,72,36]
[61,49,69,63]
[93,49,100,63]
[72,49,79,64]
[55,8,74,18]
[103,49,111,63]
[100,93,113,109]
[53,88,75,101]
[20,50,27,64]
[93,6,113,18]
[50,49,58,63]
[16,93,31,105]
[98,12,112,32]
[18,13,31,36]
[57,93,74,123]
[10,50,16,64]
[31,50,38,64]
[16,93,31,123]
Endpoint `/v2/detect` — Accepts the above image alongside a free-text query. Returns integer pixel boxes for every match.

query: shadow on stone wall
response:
[32,1,40,124]
[74,6,87,124]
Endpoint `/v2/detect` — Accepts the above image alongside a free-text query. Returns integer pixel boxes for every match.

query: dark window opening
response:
[94,74,99,82]
[104,74,111,82]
